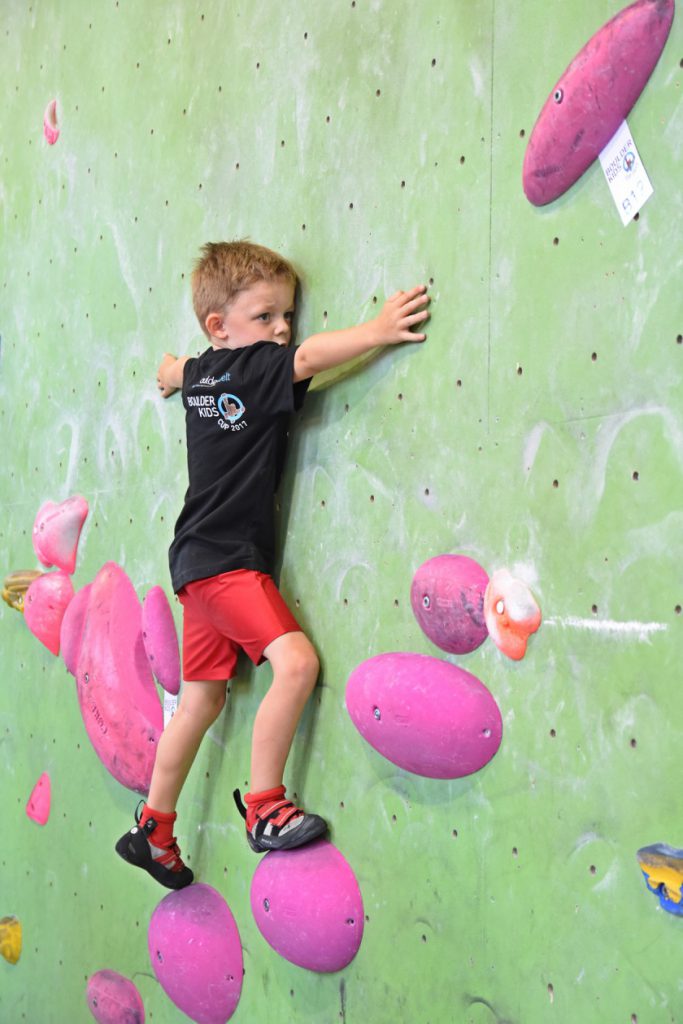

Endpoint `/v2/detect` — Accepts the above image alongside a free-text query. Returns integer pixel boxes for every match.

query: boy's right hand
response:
[371,285,430,346]
[156,353,182,398]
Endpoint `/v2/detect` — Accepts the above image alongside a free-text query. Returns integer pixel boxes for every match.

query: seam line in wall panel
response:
[486,0,496,436]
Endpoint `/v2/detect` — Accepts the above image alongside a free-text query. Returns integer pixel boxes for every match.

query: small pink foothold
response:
[251,840,364,972]
[43,99,60,145]
[86,969,145,1024]
[24,570,74,656]
[26,772,51,825]
[148,883,243,1024]
[484,569,542,660]
[32,495,89,575]
[142,587,181,695]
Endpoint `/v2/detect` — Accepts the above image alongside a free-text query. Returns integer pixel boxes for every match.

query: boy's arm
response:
[156,354,190,398]
[292,285,429,383]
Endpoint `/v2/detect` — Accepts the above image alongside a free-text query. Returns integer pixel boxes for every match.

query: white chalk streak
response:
[545,616,667,640]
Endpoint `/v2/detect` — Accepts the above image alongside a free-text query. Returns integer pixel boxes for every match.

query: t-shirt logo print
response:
[218,393,246,424]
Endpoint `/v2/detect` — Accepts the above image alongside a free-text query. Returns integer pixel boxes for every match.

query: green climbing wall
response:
[1,0,681,1020]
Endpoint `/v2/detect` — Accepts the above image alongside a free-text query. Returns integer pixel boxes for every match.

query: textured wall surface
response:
[1,1,681,1022]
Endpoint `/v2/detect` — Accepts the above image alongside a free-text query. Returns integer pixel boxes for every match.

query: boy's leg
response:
[148,678,228,812]
[251,631,319,791]
[116,678,227,888]
[237,630,327,852]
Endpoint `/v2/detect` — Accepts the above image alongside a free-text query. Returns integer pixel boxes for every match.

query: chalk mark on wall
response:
[545,615,667,640]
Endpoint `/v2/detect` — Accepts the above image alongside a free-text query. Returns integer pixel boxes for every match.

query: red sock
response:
[244,786,287,831]
[139,804,177,848]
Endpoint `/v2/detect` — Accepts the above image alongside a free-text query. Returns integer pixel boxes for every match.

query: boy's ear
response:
[205,312,228,339]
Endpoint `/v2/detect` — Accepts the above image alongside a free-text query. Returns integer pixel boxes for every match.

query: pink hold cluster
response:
[86,969,144,1024]
[148,883,243,1024]
[62,562,163,795]
[26,771,51,826]
[142,586,181,695]
[24,571,74,656]
[411,552,542,661]
[251,839,364,972]
[33,495,88,575]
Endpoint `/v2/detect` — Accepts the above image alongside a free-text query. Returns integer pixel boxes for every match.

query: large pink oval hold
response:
[74,563,163,794]
[251,839,363,972]
[26,772,51,825]
[32,495,88,574]
[148,884,243,1024]
[86,970,144,1024]
[24,571,74,656]
[523,0,675,206]
[346,652,502,779]
[142,587,180,695]
[411,554,489,654]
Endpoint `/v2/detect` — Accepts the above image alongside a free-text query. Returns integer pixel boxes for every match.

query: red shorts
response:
[177,569,301,681]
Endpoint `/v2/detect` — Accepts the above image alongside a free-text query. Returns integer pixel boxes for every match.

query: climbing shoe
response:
[115,807,194,890]
[234,786,328,853]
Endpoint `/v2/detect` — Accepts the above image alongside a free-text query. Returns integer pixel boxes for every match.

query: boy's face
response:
[209,278,296,349]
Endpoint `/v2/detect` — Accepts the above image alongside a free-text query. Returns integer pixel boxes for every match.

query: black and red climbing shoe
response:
[115,807,194,890]
[234,786,328,853]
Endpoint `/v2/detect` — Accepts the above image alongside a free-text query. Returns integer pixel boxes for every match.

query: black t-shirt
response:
[168,342,310,592]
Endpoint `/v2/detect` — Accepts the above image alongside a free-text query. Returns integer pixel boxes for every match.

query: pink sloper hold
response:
[346,652,502,779]
[43,99,59,145]
[32,495,89,575]
[523,0,675,206]
[148,883,243,1024]
[24,571,74,656]
[74,562,163,795]
[411,554,489,654]
[142,586,180,695]
[251,839,364,972]
[26,772,51,825]
[484,569,542,661]
[60,583,92,676]
[86,970,145,1024]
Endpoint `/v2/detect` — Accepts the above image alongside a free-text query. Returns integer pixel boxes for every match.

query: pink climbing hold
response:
[60,583,92,676]
[251,839,364,972]
[346,652,502,779]
[483,569,542,661]
[32,495,88,575]
[523,0,675,206]
[43,99,60,145]
[74,562,163,794]
[26,772,51,826]
[411,554,489,654]
[142,586,181,695]
[148,883,243,1024]
[24,570,74,656]
[86,970,145,1024]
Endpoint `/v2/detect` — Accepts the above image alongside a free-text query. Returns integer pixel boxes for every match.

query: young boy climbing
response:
[115,240,430,889]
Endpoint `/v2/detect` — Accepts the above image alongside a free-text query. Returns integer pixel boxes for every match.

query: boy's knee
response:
[179,683,227,725]
[284,644,319,694]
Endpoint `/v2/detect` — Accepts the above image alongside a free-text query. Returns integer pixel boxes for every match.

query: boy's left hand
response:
[372,285,430,346]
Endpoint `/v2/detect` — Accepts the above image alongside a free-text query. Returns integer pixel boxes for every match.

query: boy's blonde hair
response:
[191,240,297,335]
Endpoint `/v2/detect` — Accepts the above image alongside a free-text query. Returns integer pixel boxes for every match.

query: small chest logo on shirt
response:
[186,391,247,431]
[218,393,246,426]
